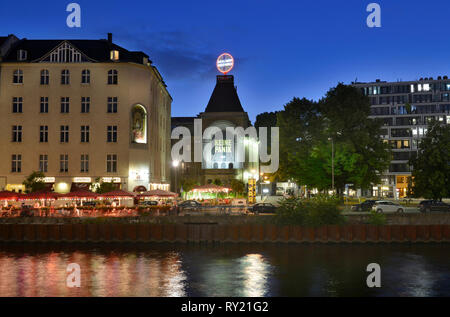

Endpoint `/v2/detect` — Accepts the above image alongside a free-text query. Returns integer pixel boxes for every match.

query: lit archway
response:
[131,104,148,144]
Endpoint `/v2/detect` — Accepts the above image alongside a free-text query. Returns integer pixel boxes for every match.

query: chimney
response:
[107,33,112,44]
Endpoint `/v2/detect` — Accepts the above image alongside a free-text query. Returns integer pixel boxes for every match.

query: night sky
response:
[1,0,450,122]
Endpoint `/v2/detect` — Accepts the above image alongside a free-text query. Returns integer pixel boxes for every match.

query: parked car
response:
[419,200,450,213]
[250,203,277,214]
[178,200,202,211]
[138,200,158,206]
[275,187,284,196]
[351,200,377,212]
[372,200,404,213]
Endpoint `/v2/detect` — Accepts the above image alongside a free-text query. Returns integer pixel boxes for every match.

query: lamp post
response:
[328,137,334,192]
[172,160,179,194]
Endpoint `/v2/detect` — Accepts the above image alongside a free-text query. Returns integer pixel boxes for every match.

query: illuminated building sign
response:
[101,177,121,183]
[216,53,234,74]
[214,139,232,153]
[73,177,92,183]
[37,177,55,183]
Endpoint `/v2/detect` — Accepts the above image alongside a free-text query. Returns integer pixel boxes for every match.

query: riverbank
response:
[1,212,449,225]
[0,222,449,243]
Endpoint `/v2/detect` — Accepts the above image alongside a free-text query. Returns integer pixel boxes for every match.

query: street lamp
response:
[328,132,341,194]
[328,137,334,192]
[172,160,179,194]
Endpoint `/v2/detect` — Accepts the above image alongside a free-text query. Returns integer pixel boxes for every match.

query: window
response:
[12,97,23,113]
[60,154,69,172]
[107,154,117,173]
[12,126,22,142]
[40,70,49,85]
[61,97,70,113]
[81,97,90,113]
[11,154,22,173]
[110,50,119,61]
[40,97,49,113]
[39,155,48,173]
[107,69,118,85]
[81,154,89,173]
[40,126,48,142]
[107,97,118,113]
[81,69,90,84]
[107,125,117,142]
[61,69,70,85]
[60,125,69,143]
[81,125,89,143]
[17,50,27,61]
[13,69,23,83]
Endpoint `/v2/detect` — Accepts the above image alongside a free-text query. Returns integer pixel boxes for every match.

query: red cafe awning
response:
[137,189,178,198]
[98,190,136,198]
[20,190,62,200]
[59,189,98,199]
[0,190,24,200]
[191,184,231,193]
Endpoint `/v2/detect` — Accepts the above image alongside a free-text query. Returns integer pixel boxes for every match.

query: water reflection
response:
[0,243,448,297]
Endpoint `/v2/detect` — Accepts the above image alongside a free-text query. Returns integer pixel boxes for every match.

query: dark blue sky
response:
[1,0,449,122]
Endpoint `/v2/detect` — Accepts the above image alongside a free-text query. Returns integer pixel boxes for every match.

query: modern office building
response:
[353,77,450,198]
[171,75,259,192]
[0,33,172,193]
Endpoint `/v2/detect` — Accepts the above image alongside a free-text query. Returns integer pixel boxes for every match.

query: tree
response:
[230,179,245,195]
[276,84,391,194]
[23,171,46,193]
[409,122,450,200]
[94,178,116,194]
[180,178,198,193]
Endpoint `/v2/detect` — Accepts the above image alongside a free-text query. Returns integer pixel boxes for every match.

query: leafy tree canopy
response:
[276,84,391,194]
[409,122,450,200]
[22,171,46,193]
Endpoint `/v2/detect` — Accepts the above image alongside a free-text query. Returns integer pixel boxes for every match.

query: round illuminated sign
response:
[216,53,234,74]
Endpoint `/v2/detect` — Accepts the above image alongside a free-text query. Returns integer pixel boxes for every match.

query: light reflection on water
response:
[0,243,449,297]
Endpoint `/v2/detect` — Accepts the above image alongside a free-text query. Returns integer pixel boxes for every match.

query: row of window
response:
[12,69,118,85]
[11,96,118,113]
[371,105,450,116]
[11,154,117,173]
[362,83,450,96]
[11,125,118,143]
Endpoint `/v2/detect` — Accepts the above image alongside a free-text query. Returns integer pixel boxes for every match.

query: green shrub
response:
[367,210,386,225]
[275,194,345,226]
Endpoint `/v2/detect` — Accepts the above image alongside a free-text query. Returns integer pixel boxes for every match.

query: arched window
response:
[81,69,90,84]
[213,163,218,169]
[108,69,118,85]
[40,70,49,85]
[131,104,147,144]
[13,69,23,83]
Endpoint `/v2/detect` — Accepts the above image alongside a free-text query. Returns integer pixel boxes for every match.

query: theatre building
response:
[0,33,172,193]
[171,74,259,191]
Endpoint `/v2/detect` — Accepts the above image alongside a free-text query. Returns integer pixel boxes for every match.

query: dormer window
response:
[17,50,27,61]
[110,50,119,61]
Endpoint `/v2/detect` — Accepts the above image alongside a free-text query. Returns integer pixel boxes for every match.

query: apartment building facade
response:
[0,34,172,193]
[353,77,450,198]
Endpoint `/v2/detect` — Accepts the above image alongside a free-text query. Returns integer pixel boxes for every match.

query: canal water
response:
[0,243,448,297]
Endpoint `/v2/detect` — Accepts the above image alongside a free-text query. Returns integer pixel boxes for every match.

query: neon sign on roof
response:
[216,53,234,74]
